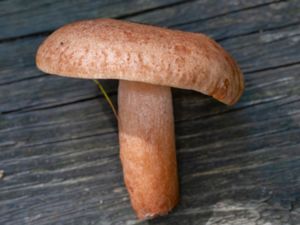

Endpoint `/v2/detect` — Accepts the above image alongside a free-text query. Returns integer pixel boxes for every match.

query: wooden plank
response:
[174,0,300,40]
[0,0,185,40]
[0,64,299,224]
[128,0,280,27]
[1,0,300,224]
[0,0,277,40]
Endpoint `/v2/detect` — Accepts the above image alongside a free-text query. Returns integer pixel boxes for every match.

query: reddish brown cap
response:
[36,18,244,105]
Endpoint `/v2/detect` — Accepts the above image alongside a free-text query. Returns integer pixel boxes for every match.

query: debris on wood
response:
[0,170,4,179]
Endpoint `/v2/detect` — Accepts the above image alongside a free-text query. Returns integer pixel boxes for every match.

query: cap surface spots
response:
[36,18,244,105]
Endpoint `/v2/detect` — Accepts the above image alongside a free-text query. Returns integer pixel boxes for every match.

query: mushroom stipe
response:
[36,18,244,220]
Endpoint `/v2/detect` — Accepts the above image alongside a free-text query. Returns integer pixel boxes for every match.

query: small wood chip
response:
[0,170,4,179]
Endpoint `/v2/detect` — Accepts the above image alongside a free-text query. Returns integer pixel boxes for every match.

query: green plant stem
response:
[93,80,118,120]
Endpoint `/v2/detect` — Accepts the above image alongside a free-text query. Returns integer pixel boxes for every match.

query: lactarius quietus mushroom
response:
[36,18,244,219]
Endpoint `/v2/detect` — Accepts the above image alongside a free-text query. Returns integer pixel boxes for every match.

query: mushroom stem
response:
[118,80,179,219]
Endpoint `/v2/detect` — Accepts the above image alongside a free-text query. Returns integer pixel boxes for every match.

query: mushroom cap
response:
[36,19,244,105]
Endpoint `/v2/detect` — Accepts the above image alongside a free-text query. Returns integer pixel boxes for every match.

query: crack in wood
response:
[216,22,300,43]
[168,0,286,28]
[0,74,44,86]
[245,61,300,74]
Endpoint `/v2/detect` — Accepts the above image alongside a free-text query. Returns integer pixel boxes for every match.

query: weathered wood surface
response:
[0,0,300,224]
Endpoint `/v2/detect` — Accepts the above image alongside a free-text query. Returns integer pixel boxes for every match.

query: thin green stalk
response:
[93,80,118,120]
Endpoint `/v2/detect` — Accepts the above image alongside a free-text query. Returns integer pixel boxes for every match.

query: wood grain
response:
[0,0,278,40]
[0,0,187,40]
[0,0,300,224]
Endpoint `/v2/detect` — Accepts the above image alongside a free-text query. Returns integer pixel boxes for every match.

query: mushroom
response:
[36,19,244,219]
